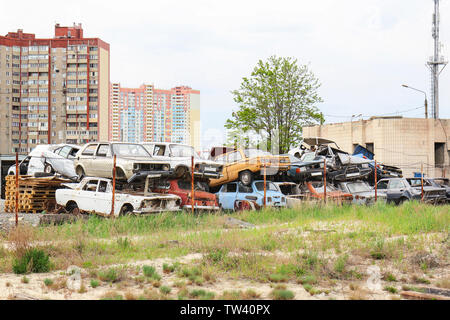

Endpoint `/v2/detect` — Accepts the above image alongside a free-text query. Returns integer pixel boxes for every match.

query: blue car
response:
[216,180,287,211]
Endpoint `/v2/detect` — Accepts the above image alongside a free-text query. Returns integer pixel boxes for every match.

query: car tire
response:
[396,197,408,206]
[119,204,133,216]
[175,166,188,179]
[76,167,85,182]
[239,170,253,186]
[115,168,126,180]
[66,202,80,215]
[44,163,55,174]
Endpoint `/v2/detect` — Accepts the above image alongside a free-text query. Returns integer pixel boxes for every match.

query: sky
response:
[2,0,449,149]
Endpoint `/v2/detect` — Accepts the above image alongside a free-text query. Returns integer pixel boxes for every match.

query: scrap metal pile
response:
[4,138,448,216]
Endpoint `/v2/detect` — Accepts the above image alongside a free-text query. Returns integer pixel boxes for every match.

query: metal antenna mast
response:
[427,0,447,119]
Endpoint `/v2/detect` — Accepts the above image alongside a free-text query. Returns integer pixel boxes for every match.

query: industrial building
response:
[303,116,450,178]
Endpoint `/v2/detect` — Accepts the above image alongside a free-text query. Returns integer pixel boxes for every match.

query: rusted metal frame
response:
[110,154,117,217]
[374,160,378,202]
[421,163,424,202]
[323,158,327,204]
[263,161,267,209]
[191,156,195,215]
[15,152,19,227]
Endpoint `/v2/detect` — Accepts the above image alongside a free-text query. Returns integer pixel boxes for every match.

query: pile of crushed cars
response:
[9,138,448,216]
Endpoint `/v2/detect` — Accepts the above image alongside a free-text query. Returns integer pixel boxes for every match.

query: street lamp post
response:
[402,85,428,119]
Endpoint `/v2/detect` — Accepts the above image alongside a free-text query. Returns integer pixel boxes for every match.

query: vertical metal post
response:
[323,158,327,204]
[191,156,195,215]
[374,160,378,202]
[421,163,424,202]
[263,162,267,209]
[15,152,19,227]
[110,155,117,217]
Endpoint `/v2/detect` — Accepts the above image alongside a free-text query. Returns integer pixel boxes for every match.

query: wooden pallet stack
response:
[5,175,69,214]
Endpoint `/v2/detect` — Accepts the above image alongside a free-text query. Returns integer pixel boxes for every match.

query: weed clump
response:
[12,248,51,274]
[98,268,122,283]
[143,265,161,281]
[271,289,294,300]
[189,289,215,300]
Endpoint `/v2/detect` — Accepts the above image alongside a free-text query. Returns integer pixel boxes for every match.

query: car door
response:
[77,179,99,212]
[95,180,113,214]
[376,180,389,196]
[225,151,243,181]
[220,183,238,210]
[48,145,70,175]
[95,144,113,177]
[78,143,98,175]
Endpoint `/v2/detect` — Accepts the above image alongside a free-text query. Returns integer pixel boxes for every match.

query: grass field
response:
[0,201,448,300]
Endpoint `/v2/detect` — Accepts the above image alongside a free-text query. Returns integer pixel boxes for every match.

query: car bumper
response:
[182,205,220,211]
[127,170,173,184]
[133,207,181,214]
[332,168,372,181]
[194,171,222,179]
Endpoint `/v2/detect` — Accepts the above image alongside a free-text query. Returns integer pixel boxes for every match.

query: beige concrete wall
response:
[303,118,450,178]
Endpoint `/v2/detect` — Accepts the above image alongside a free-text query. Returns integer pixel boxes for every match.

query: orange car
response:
[209,148,290,187]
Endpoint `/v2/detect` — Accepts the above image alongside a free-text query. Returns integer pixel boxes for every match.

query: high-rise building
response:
[109,84,200,149]
[0,23,110,155]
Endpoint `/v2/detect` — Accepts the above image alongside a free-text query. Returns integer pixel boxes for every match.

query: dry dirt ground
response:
[0,217,448,300]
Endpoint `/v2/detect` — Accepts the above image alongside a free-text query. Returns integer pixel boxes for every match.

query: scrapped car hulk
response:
[74,142,173,183]
[216,180,287,211]
[142,142,223,180]
[209,148,290,188]
[56,177,181,217]
[376,177,447,205]
[151,179,220,211]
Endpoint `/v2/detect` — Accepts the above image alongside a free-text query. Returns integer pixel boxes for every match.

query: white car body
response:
[42,144,80,179]
[142,142,223,179]
[56,177,181,217]
[8,145,52,175]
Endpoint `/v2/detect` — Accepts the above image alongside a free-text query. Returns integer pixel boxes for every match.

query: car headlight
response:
[319,163,324,168]
[362,163,369,168]
[162,164,170,171]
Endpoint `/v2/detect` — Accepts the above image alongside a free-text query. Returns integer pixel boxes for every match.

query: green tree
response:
[225,56,324,154]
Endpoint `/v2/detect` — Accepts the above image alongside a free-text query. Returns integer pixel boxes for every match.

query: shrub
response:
[44,278,53,286]
[90,279,99,288]
[271,289,294,300]
[384,286,398,294]
[269,273,288,283]
[143,265,156,277]
[384,273,397,282]
[12,248,51,274]
[160,286,172,295]
[334,254,348,274]
[98,268,121,283]
[189,289,215,300]
[21,276,29,284]
[162,263,175,273]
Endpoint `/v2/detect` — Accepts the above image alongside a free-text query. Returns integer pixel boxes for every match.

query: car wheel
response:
[119,204,133,216]
[396,197,408,205]
[76,167,85,181]
[239,170,253,186]
[115,168,126,180]
[44,163,55,174]
[175,166,188,179]
[66,202,80,215]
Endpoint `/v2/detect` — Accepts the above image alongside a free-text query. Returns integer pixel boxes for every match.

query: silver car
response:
[74,142,172,183]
